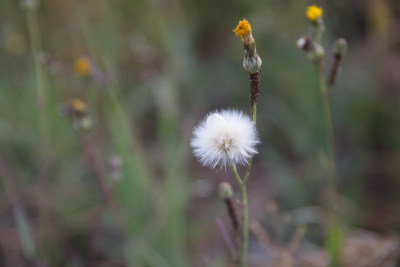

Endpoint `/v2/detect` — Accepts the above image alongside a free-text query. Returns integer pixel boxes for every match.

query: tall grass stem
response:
[26,9,49,154]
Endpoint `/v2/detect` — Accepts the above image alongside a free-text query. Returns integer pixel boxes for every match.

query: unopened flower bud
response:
[298,37,324,63]
[74,116,92,132]
[243,54,262,74]
[234,19,262,74]
[313,43,325,59]
[306,43,325,62]
[218,182,233,199]
[80,117,92,131]
[296,37,313,52]
[333,38,348,57]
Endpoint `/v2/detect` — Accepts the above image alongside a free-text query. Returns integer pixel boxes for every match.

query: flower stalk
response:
[191,108,259,267]
[317,57,343,267]
[232,18,263,266]
[300,6,347,266]
[230,165,249,267]
[191,19,262,267]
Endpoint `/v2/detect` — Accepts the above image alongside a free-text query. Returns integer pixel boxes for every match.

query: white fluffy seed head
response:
[190,109,259,169]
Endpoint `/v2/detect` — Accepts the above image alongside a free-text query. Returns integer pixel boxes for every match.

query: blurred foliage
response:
[1,0,400,266]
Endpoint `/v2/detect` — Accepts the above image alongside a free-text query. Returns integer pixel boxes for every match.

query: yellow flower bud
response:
[219,182,233,199]
[71,98,86,114]
[74,56,92,76]
[306,5,323,22]
[233,19,252,42]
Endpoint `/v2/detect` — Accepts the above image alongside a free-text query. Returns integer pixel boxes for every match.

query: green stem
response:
[26,9,49,153]
[314,23,324,45]
[243,158,253,185]
[317,65,336,205]
[317,62,341,266]
[231,164,248,267]
[234,98,257,265]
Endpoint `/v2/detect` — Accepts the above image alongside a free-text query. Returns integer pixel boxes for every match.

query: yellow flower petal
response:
[233,19,252,41]
[306,5,323,22]
[71,98,86,113]
[74,56,92,76]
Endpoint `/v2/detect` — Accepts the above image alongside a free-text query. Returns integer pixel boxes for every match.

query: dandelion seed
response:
[74,56,92,76]
[306,5,323,22]
[191,109,259,169]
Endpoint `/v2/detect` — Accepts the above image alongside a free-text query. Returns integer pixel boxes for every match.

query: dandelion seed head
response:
[191,109,259,169]
[306,5,323,22]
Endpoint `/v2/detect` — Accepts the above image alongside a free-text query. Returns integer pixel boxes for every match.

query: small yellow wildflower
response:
[71,98,86,114]
[233,19,252,41]
[74,56,91,76]
[306,5,323,22]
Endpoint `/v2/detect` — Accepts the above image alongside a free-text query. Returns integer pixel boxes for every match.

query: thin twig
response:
[215,217,238,261]
[79,134,110,203]
[88,203,105,267]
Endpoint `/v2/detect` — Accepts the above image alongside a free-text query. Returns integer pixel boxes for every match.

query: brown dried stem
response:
[329,54,342,87]
[249,71,261,119]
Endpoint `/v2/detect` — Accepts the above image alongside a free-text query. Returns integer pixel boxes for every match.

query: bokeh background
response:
[1,0,400,266]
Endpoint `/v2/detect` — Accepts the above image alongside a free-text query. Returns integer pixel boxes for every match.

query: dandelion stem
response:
[238,75,258,265]
[314,24,324,45]
[243,158,252,185]
[231,164,248,267]
[317,65,336,190]
[317,64,337,206]
[317,62,341,266]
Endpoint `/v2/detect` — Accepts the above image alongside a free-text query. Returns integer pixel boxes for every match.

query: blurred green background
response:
[1,0,400,266]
